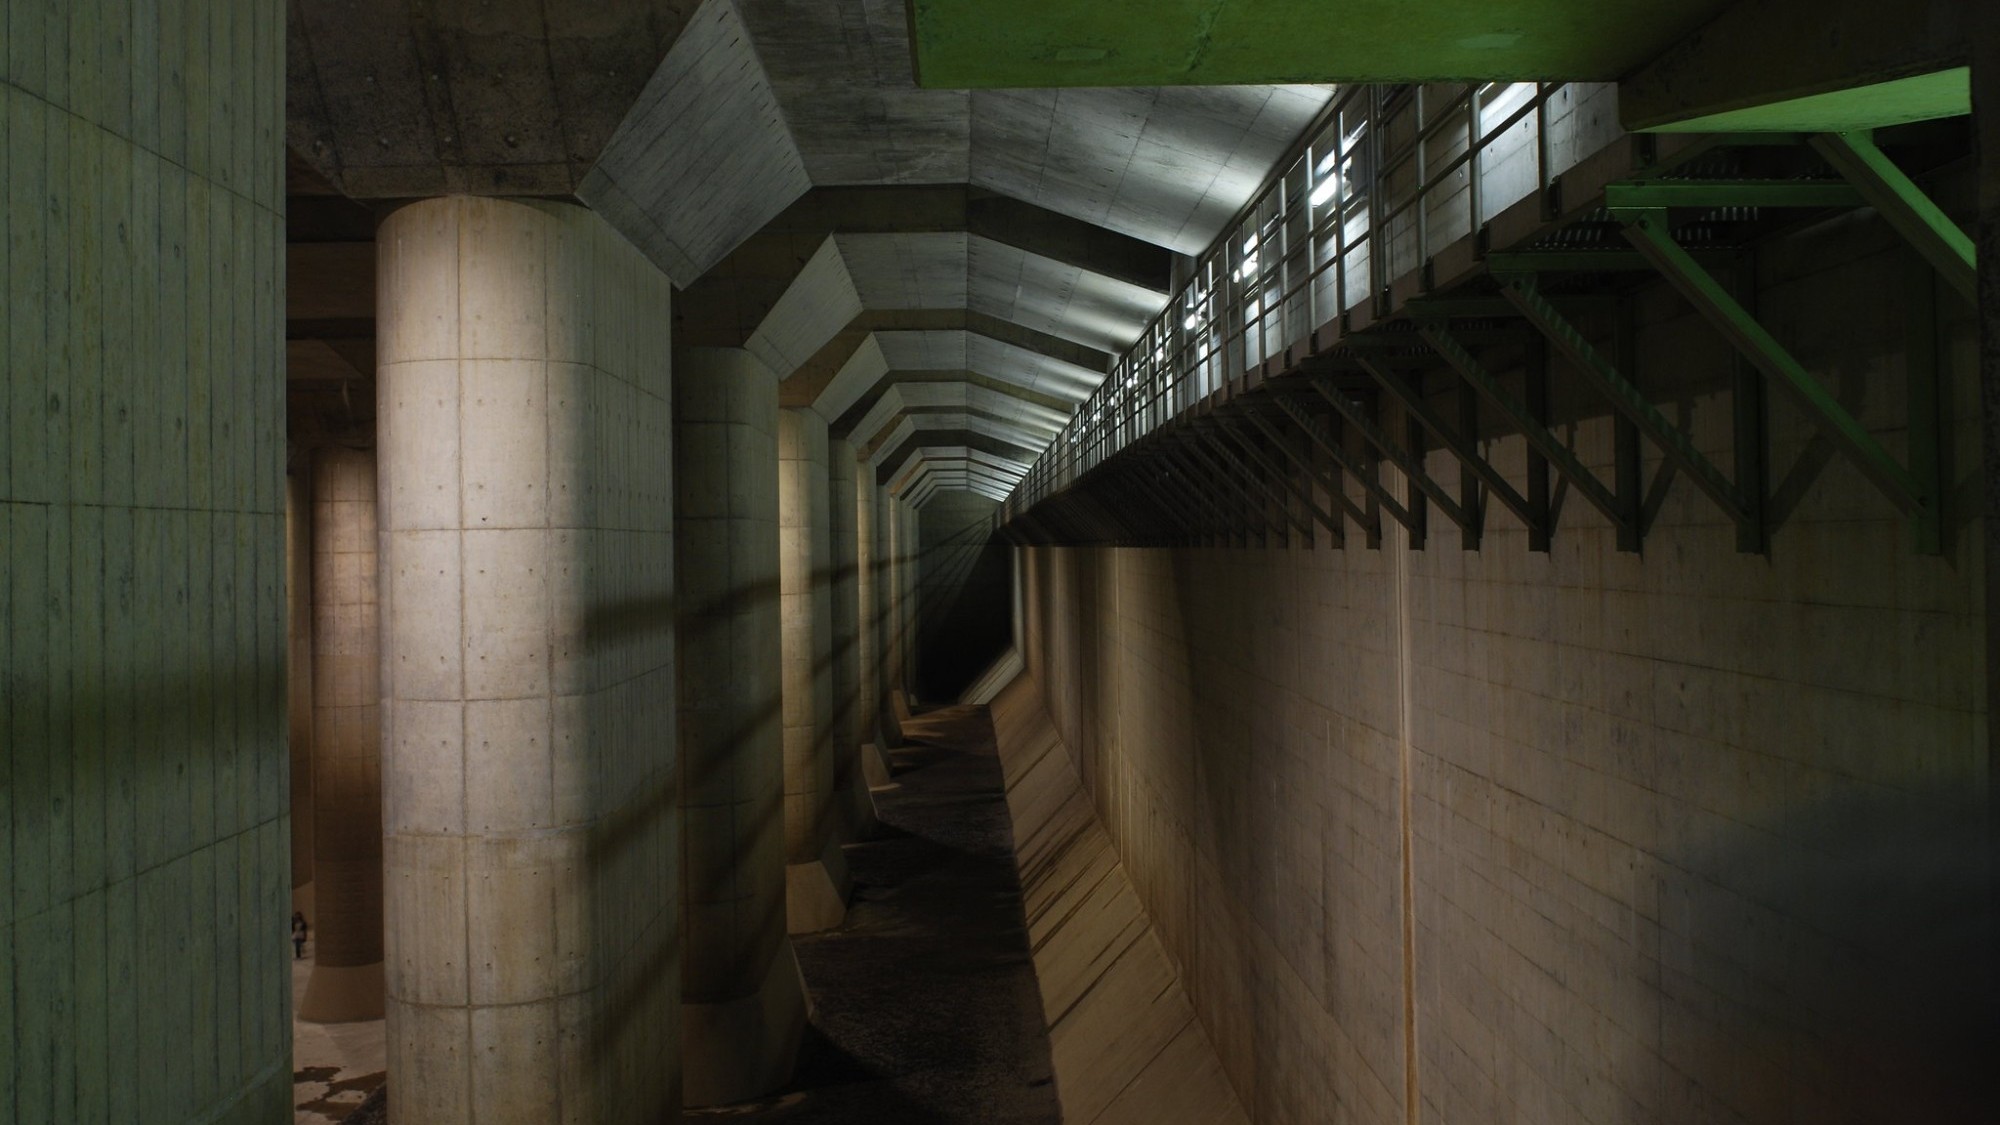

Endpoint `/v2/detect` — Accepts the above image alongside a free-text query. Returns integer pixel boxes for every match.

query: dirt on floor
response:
[691,703,1061,1124]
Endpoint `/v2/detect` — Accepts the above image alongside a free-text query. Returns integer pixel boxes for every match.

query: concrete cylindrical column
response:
[289,469,317,912]
[378,196,680,1124]
[873,485,904,748]
[673,348,805,1104]
[826,441,873,837]
[852,466,894,794]
[779,410,847,932]
[300,447,386,1022]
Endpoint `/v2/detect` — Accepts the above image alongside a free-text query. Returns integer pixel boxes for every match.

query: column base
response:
[843,756,883,841]
[881,691,910,748]
[682,940,811,1107]
[861,741,896,791]
[785,839,851,934]
[298,960,385,1024]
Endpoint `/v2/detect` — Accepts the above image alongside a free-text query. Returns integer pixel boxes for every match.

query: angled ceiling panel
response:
[834,233,971,309]
[580,0,812,286]
[737,0,972,184]
[966,236,1166,353]
[746,237,864,375]
[287,0,698,197]
[811,334,895,424]
[969,85,1331,253]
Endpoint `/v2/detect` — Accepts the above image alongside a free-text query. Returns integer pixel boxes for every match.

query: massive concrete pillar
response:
[300,447,385,1022]
[873,485,903,748]
[377,196,680,1123]
[673,348,805,1104]
[289,469,318,915]
[1,5,292,1120]
[852,467,894,793]
[779,410,848,932]
[827,441,877,836]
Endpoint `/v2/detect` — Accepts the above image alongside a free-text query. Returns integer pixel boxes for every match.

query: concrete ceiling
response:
[907,0,1735,87]
[287,0,697,196]
[289,0,1338,501]
[968,85,1327,254]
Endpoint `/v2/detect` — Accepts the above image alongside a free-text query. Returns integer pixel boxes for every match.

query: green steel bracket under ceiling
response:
[906,0,1733,87]
[1636,68,1970,133]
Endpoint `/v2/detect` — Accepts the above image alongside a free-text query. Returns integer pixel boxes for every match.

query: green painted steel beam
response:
[1302,375,1476,535]
[907,0,1733,87]
[1212,418,1346,546]
[1636,67,1971,134]
[1618,208,1928,517]
[1810,130,1976,304]
[1416,325,1631,535]
[1603,181,1862,211]
[1349,352,1540,535]
[1258,399,1412,533]
[1239,408,1379,532]
[1498,276,1757,530]
[1191,429,1316,543]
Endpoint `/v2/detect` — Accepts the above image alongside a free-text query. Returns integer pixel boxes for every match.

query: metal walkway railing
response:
[1004,81,1620,516]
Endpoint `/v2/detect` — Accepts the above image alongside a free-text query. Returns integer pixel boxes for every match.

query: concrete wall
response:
[377,196,680,1123]
[990,675,1249,1125]
[1,2,292,1120]
[1016,213,1993,1122]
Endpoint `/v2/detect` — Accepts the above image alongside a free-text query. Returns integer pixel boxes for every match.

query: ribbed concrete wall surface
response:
[989,678,1249,1125]
[2,3,291,1120]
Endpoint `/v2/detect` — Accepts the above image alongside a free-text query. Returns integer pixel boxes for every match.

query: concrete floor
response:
[291,948,387,1124]
[284,702,1055,1124]
[695,703,1062,1124]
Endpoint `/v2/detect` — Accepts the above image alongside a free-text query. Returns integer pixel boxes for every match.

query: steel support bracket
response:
[1259,397,1415,535]
[1190,426,1315,544]
[1350,350,1541,542]
[1810,130,1976,305]
[1239,408,1379,536]
[1498,273,1760,537]
[1418,324,1635,541]
[1603,180,1863,211]
[1211,418,1347,546]
[1301,374,1477,536]
[1619,207,1935,538]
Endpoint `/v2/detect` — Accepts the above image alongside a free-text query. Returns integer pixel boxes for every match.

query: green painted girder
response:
[1256,399,1407,534]
[1602,180,1862,211]
[1618,208,1930,520]
[1498,276,1757,532]
[1237,408,1380,533]
[1635,68,1971,134]
[1809,130,1976,305]
[1211,419,1346,545]
[1190,428,1316,542]
[1348,351,1539,535]
[1418,324,1633,539]
[1301,374,1474,535]
[907,0,1733,87]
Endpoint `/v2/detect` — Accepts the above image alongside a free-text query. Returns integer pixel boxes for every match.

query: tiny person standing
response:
[291,912,309,960]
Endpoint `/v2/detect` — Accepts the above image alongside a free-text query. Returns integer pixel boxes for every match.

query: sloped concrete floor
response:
[694,703,1061,1124]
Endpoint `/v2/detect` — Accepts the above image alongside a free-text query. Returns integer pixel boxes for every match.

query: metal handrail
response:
[1003,81,1613,526]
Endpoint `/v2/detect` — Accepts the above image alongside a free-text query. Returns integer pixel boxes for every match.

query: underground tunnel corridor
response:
[6,2,1999,1124]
